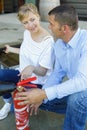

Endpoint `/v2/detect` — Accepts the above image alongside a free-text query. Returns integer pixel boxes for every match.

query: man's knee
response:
[67,93,80,110]
[67,91,87,111]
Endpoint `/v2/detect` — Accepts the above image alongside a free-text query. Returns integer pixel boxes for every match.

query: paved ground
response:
[0,13,87,46]
[0,96,64,130]
[0,13,50,46]
[0,13,87,130]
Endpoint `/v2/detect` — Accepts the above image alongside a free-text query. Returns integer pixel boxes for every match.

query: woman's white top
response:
[19,30,54,85]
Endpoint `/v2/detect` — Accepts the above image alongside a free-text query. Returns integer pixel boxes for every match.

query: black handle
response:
[0,47,6,54]
[0,83,16,96]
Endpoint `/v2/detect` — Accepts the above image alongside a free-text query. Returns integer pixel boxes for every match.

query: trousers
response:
[0,69,87,130]
[40,90,87,130]
[0,69,20,99]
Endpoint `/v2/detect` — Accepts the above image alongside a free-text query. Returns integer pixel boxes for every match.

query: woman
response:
[0,3,54,120]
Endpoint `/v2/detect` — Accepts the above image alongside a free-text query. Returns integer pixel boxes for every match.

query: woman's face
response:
[22,12,40,33]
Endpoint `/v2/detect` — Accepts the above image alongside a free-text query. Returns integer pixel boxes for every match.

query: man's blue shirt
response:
[43,28,87,100]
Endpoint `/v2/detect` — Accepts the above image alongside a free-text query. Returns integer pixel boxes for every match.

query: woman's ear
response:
[37,14,40,21]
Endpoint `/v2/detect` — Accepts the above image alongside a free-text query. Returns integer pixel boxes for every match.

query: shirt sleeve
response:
[42,56,66,89]
[44,49,87,100]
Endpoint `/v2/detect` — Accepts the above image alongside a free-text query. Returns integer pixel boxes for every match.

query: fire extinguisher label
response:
[15,105,29,129]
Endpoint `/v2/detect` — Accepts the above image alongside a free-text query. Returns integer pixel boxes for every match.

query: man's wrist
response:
[43,98,48,103]
[41,89,48,100]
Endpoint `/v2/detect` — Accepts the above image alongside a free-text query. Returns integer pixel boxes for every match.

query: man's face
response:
[48,15,64,39]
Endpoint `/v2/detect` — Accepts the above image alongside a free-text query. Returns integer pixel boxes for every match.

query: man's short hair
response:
[48,5,78,30]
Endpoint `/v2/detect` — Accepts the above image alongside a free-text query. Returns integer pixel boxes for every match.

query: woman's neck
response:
[31,27,50,43]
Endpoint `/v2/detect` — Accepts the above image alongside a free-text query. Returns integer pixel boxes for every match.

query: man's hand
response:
[29,102,42,116]
[15,88,47,106]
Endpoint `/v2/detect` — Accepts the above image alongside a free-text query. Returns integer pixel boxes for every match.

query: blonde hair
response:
[17,3,39,21]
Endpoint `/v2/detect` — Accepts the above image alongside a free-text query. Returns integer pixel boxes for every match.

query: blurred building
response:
[0,0,37,13]
[61,0,87,19]
[0,0,87,19]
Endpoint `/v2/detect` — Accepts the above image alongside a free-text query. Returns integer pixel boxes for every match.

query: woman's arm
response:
[4,45,20,54]
[20,65,48,80]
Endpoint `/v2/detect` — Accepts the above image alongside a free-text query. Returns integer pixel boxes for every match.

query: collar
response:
[68,28,81,49]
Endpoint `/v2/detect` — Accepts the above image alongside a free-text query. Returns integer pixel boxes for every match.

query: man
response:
[16,5,87,130]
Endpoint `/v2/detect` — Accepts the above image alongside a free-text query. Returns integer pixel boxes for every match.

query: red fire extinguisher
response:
[13,76,37,130]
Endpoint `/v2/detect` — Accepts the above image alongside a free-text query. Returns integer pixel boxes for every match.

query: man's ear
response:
[62,24,69,34]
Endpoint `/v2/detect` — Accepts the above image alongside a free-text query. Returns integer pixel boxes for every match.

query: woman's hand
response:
[20,65,35,80]
[4,45,11,53]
